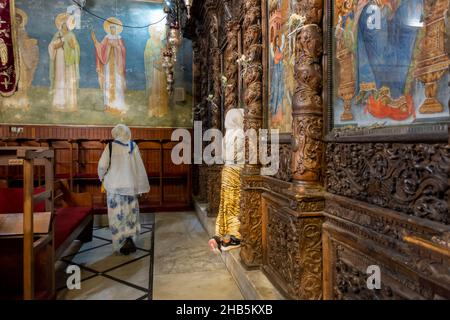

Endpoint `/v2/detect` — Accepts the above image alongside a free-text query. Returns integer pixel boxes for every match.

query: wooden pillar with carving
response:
[196,29,209,202]
[224,19,240,115]
[192,42,202,198]
[288,0,324,298]
[206,44,223,217]
[239,0,265,268]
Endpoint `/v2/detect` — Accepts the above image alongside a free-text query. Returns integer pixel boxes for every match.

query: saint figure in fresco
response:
[145,26,169,118]
[91,18,127,114]
[48,13,80,111]
[269,33,285,124]
[3,8,39,109]
[353,0,423,121]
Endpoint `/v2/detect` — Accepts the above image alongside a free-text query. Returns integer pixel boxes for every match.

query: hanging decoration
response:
[0,0,19,97]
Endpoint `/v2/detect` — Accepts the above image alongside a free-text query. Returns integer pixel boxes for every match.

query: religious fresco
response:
[333,0,450,128]
[0,0,193,128]
[267,0,295,133]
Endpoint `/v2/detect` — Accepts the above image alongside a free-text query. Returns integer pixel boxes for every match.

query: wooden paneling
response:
[0,125,193,212]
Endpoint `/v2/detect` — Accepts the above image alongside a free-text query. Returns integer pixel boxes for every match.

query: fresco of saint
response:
[145,26,169,118]
[3,8,39,109]
[269,33,286,125]
[48,13,80,111]
[91,18,127,114]
[334,0,427,123]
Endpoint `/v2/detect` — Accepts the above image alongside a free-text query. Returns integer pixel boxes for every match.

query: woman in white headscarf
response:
[98,124,150,254]
[208,109,245,253]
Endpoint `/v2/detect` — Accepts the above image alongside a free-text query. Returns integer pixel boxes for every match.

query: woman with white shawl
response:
[98,124,150,254]
[208,109,245,253]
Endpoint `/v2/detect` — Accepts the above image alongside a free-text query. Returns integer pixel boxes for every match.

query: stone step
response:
[194,197,285,300]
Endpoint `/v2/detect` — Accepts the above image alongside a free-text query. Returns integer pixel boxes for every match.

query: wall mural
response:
[267,0,295,133]
[0,0,193,127]
[333,0,450,128]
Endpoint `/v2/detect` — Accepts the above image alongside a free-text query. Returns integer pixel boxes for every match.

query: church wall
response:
[0,0,193,128]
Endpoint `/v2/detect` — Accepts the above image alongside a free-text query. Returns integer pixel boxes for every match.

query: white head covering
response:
[98,124,150,195]
[223,109,245,165]
[225,108,244,131]
[111,124,131,144]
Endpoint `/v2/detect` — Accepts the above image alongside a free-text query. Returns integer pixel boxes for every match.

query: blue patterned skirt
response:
[107,193,141,251]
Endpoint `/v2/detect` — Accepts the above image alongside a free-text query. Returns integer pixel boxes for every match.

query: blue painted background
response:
[16,0,192,92]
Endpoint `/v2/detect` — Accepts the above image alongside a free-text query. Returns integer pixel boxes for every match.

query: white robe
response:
[98,142,150,196]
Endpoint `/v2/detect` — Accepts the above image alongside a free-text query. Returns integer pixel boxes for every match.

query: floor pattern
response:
[56,211,243,300]
[57,213,155,300]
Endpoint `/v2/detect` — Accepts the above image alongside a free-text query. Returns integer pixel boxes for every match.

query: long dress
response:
[144,37,169,117]
[48,30,80,111]
[215,110,245,240]
[98,141,150,251]
[94,34,127,113]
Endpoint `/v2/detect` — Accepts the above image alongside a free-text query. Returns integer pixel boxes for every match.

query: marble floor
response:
[57,213,155,300]
[56,211,243,300]
[153,212,243,300]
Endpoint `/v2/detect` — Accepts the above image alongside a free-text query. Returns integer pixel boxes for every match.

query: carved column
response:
[192,42,202,197]
[285,0,324,298]
[224,19,240,114]
[239,0,264,268]
[206,44,223,217]
[196,30,209,202]
[291,1,324,188]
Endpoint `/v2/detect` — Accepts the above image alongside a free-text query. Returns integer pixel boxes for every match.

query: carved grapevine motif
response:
[291,2,324,187]
[224,20,240,114]
[274,143,292,182]
[292,116,323,181]
[266,204,322,299]
[239,0,264,267]
[326,143,450,225]
[239,186,263,265]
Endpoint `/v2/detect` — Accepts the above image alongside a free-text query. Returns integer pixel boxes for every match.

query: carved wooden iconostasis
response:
[324,0,450,299]
[191,0,449,301]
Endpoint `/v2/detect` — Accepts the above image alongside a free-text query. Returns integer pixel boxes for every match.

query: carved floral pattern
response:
[326,143,450,225]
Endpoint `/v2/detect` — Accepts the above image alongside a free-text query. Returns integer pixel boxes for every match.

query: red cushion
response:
[54,207,92,250]
[0,187,46,213]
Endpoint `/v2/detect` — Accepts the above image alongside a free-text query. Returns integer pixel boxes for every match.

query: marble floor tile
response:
[57,275,145,300]
[153,270,243,300]
[153,212,243,300]
[93,227,112,241]
[68,243,148,273]
[154,242,225,275]
[105,256,151,289]
[79,237,111,252]
[55,260,97,290]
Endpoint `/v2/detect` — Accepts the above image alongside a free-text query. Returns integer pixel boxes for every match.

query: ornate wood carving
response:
[239,0,264,268]
[323,206,450,300]
[273,142,292,182]
[224,19,240,114]
[207,164,223,217]
[326,143,450,225]
[291,1,324,186]
[240,175,264,267]
[263,193,323,299]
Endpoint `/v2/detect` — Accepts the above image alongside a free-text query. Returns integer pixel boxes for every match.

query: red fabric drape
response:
[0,0,19,96]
